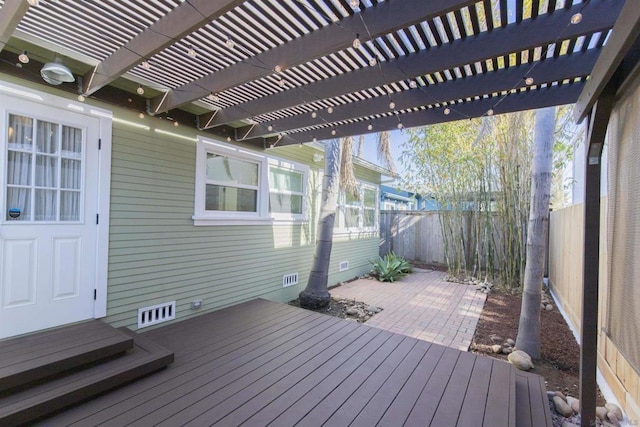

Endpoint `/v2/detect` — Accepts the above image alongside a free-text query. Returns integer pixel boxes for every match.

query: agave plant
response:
[370,252,412,282]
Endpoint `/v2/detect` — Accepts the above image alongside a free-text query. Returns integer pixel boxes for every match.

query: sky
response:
[359,129,409,180]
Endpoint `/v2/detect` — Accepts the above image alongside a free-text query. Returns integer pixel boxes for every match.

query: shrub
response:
[370,252,412,282]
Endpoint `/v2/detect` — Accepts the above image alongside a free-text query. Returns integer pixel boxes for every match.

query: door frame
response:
[0,80,112,319]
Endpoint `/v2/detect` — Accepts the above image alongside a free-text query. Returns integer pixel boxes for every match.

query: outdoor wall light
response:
[40,57,75,85]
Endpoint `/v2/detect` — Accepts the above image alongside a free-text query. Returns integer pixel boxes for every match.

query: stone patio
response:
[331,270,487,351]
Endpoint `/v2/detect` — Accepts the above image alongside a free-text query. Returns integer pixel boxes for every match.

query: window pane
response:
[37,120,59,154]
[7,151,32,185]
[345,191,359,205]
[206,184,257,212]
[269,167,303,193]
[36,155,58,187]
[8,115,33,150]
[363,188,376,207]
[6,187,31,221]
[61,159,81,189]
[61,126,82,158]
[34,189,57,221]
[60,191,80,221]
[364,209,376,228]
[269,193,303,214]
[206,153,258,186]
[345,207,360,228]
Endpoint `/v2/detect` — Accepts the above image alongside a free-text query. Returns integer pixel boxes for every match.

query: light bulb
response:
[136,85,144,95]
[444,107,451,115]
[350,0,359,7]
[274,65,282,73]
[331,129,336,136]
[525,77,534,85]
[187,46,197,58]
[27,0,39,5]
[278,78,286,88]
[312,137,317,142]
[389,101,395,109]
[141,61,150,70]
[352,36,361,49]
[77,94,85,102]
[18,51,29,64]
[487,109,494,116]
[298,143,303,148]
[207,93,219,102]
[397,123,403,129]
[268,125,273,131]
[327,107,334,114]
[311,111,317,118]
[227,136,232,142]
[173,121,179,127]
[139,112,145,119]
[369,57,377,66]
[367,124,373,131]
[225,37,235,48]
[409,80,417,88]
[571,12,582,25]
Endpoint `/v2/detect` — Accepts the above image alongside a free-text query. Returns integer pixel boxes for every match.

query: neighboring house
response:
[380,185,417,210]
[0,76,386,339]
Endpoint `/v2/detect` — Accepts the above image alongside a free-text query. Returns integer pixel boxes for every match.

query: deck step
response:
[0,320,134,393]
[515,370,554,427]
[0,328,173,427]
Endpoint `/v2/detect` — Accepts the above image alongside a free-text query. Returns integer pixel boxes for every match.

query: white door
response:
[0,97,100,339]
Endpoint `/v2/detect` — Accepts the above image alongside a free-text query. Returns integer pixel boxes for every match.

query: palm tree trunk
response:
[299,138,342,309]
[515,106,556,358]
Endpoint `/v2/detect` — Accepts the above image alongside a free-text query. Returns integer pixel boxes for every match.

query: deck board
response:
[37,298,546,427]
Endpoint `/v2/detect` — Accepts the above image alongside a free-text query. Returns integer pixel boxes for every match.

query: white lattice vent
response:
[283,273,299,288]
[339,261,350,272]
[138,301,176,329]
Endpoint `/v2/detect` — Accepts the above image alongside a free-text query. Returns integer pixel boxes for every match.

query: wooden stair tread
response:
[0,328,173,427]
[515,370,553,427]
[0,320,133,393]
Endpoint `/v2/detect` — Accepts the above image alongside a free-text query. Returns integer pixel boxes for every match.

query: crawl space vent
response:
[283,273,299,288]
[138,301,176,329]
[339,261,350,272]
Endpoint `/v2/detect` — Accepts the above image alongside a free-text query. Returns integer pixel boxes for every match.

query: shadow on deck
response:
[3,299,551,426]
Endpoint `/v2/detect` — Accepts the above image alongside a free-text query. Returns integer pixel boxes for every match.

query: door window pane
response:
[6,188,31,221]
[8,115,33,150]
[7,152,32,185]
[61,126,82,158]
[36,120,59,154]
[36,155,58,187]
[61,159,81,189]
[60,191,80,221]
[34,189,57,221]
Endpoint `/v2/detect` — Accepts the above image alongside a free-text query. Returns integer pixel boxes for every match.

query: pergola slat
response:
[266,82,585,146]
[237,50,598,140]
[82,0,244,95]
[150,0,479,113]
[199,1,619,129]
[0,0,31,52]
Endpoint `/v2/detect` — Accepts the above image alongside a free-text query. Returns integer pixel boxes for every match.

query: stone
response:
[545,304,554,311]
[501,346,513,354]
[367,306,381,314]
[596,406,609,421]
[507,350,534,371]
[606,412,621,427]
[553,395,574,417]
[566,396,580,413]
[345,307,359,316]
[491,344,502,353]
[555,391,567,401]
[489,334,503,343]
[506,338,515,346]
[605,403,623,421]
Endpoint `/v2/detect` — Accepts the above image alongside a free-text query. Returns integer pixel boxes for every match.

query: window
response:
[193,138,308,225]
[335,182,379,231]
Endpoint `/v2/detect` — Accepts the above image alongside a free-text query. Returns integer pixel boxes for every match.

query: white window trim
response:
[193,137,309,226]
[335,181,379,233]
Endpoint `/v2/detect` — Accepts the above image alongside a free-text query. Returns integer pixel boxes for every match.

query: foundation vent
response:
[339,261,350,272]
[138,301,176,329]
[283,273,299,288]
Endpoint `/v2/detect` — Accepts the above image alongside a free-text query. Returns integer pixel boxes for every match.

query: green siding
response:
[104,112,381,330]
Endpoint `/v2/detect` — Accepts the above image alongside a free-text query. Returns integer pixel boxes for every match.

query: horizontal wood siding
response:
[106,113,380,330]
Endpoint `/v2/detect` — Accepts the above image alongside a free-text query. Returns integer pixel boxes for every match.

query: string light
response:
[268,125,274,131]
[136,85,144,95]
[397,122,403,129]
[312,137,317,142]
[187,45,197,58]
[141,61,151,70]
[444,107,451,115]
[352,34,361,49]
[27,0,39,5]
[327,107,334,114]
[570,12,582,25]
[18,51,29,64]
[350,0,359,7]
[311,111,317,118]
[227,136,232,142]
[277,78,286,88]
[487,109,494,116]
[389,101,395,109]
[367,123,373,131]
[525,77,534,85]
[274,65,282,73]
[77,94,85,102]
[207,93,219,102]
[409,80,417,89]
[331,129,337,136]
[369,57,377,66]
[139,112,145,119]
[225,37,235,48]
[173,121,179,127]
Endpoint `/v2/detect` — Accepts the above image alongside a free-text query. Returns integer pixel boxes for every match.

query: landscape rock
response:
[489,334,503,343]
[506,338,515,346]
[545,304,554,311]
[566,396,580,413]
[367,306,381,314]
[605,402,623,421]
[553,395,574,417]
[606,412,621,427]
[508,350,534,371]
[555,391,567,401]
[502,346,513,354]
[596,406,609,421]
[345,307,359,316]
[491,344,502,353]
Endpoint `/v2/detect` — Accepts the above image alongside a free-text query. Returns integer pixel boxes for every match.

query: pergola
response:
[0,1,638,426]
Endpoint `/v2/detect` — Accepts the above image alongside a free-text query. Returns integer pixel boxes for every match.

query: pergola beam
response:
[82,0,244,95]
[151,0,478,113]
[0,0,30,52]
[236,51,598,140]
[264,82,585,147]
[574,0,640,122]
[200,0,620,129]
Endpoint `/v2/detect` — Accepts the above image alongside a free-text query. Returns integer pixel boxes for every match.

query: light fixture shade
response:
[41,59,75,85]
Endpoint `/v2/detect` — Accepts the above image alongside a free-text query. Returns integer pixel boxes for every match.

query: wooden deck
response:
[38,299,549,426]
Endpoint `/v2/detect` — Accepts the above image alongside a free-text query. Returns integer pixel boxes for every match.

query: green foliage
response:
[370,252,412,282]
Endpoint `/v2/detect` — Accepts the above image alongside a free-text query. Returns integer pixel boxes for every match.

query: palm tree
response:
[298,131,396,308]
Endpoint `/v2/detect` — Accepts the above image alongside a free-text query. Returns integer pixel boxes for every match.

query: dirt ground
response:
[470,287,605,405]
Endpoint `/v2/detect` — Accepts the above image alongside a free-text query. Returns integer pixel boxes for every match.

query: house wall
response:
[549,72,640,421]
[0,73,381,331]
